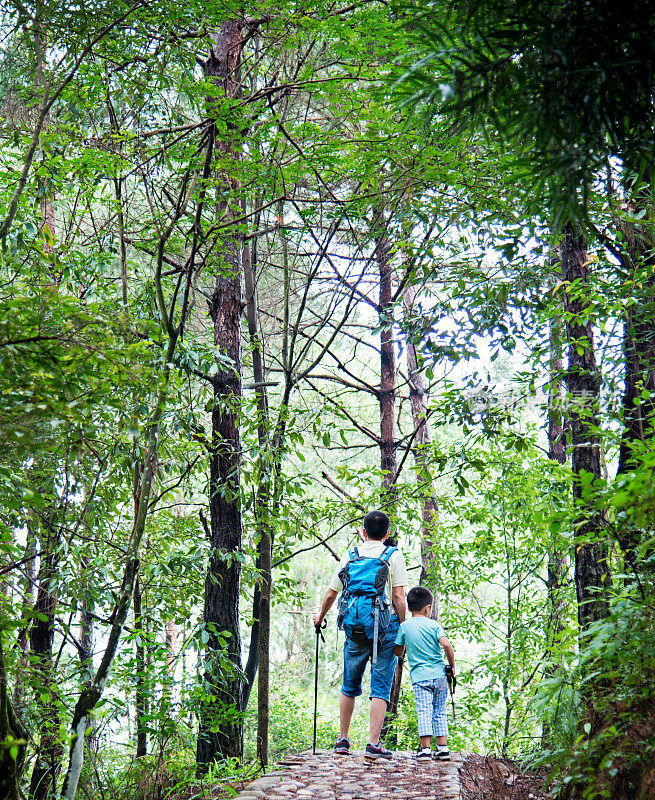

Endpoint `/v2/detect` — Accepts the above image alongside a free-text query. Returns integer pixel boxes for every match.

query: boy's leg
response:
[412,681,435,741]
[433,675,449,751]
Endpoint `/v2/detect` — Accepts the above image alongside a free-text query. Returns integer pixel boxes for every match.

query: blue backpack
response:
[336,545,397,663]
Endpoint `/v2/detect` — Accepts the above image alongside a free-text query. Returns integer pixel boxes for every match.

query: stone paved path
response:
[235,751,463,800]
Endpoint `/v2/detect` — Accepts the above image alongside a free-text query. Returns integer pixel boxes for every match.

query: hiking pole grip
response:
[445,665,456,725]
[445,664,456,690]
[313,620,327,754]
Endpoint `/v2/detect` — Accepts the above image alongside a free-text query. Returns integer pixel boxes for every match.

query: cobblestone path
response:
[235,751,464,800]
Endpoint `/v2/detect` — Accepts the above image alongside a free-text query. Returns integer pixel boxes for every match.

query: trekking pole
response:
[313,620,327,755]
[445,665,457,725]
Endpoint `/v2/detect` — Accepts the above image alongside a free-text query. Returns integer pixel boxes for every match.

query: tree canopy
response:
[0,1,654,799]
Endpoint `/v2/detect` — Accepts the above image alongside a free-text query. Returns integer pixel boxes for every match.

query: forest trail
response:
[234,751,464,800]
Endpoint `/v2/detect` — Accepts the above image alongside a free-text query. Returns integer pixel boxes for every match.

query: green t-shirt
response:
[395,617,447,684]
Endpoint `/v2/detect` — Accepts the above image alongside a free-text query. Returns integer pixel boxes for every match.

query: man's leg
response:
[369,697,387,744]
[368,635,398,748]
[340,693,356,739]
[339,637,369,744]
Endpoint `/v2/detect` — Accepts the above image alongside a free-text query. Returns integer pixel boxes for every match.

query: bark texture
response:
[546,317,569,633]
[79,555,94,681]
[561,225,611,634]
[28,519,62,800]
[618,232,655,471]
[403,282,440,615]
[376,208,397,503]
[13,524,37,719]
[197,20,246,767]
[245,220,274,766]
[374,208,402,741]
[617,177,655,571]
[134,575,148,758]
[0,631,29,800]
[542,315,570,745]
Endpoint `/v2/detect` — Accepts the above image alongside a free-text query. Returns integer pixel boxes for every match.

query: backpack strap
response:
[380,545,396,563]
[373,601,380,664]
[349,547,360,561]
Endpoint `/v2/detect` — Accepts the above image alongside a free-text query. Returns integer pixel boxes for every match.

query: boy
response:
[394,586,456,762]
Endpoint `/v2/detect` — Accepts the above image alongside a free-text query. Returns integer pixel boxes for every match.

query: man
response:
[312,509,408,759]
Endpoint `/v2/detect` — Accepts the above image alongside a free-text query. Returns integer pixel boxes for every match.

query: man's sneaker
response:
[364,741,393,760]
[415,748,432,762]
[334,737,350,755]
[434,746,450,761]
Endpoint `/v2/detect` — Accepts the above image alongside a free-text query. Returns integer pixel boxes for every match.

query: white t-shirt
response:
[329,540,409,603]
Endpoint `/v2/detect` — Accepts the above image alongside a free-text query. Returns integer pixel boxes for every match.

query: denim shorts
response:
[341,622,399,703]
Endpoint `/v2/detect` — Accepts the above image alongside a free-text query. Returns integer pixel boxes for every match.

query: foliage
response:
[396,0,655,223]
[0,0,654,798]
[534,589,655,799]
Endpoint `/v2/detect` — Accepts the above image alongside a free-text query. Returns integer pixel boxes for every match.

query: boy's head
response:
[363,510,390,541]
[407,586,433,613]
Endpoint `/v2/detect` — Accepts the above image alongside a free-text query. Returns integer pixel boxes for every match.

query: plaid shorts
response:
[412,676,449,738]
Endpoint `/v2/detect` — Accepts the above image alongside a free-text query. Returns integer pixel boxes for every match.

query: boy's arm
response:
[393,624,405,657]
[439,635,456,672]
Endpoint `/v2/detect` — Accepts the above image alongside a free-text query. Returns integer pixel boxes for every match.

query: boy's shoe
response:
[334,737,350,755]
[364,741,393,760]
[434,746,450,761]
[415,748,432,762]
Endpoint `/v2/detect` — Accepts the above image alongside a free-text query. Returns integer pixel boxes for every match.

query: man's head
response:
[363,509,390,541]
[407,586,433,613]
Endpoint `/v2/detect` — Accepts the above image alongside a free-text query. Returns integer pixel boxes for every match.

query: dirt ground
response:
[459,754,551,800]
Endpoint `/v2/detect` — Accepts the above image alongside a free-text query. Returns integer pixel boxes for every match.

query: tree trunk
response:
[196,21,246,769]
[616,172,655,572]
[162,618,178,721]
[0,630,29,800]
[546,315,568,629]
[377,208,397,505]
[134,574,148,758]
[13,523,37,718]
[242,196,268,707]
[164,620,177,682]
[244,204,274,766]
[79,555,94,681]
[403,282,440,615]
[561,224,611,635]
[374,207,402,742]
[542,315,570,745]
[28,518,62,800]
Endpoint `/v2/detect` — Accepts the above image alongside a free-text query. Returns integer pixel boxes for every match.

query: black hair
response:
[363,509,390,540]
[407,586,433,612]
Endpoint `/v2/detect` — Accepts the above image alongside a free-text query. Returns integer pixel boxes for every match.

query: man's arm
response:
[439,635,456,672]
[391,586,407,622]
[312,587,338,628]
[393,644,405,657]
